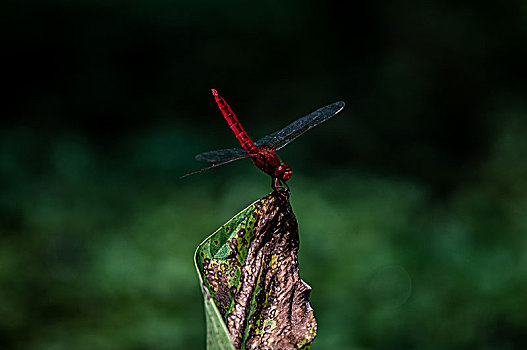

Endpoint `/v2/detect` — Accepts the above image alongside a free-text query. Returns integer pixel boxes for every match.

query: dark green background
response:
[2,1,527,349]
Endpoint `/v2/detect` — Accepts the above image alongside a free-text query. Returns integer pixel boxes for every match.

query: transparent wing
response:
[180,152,256,179]
[255,101,345,151]
[195,148,248,162]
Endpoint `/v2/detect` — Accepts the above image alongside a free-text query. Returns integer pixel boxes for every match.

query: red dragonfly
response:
[182,89,345,193]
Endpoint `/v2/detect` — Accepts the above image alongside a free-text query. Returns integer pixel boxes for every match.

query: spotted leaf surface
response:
[195,192,317,350]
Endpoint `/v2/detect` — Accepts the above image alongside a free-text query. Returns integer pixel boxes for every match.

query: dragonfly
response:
[182,89,345,194]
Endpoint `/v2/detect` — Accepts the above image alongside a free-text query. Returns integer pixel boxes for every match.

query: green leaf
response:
[195,192,317,350]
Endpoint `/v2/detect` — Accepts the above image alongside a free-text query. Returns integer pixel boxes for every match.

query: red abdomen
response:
[212,89,257,153]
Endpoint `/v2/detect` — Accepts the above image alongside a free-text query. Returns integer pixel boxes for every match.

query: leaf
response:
[195,192,317,350]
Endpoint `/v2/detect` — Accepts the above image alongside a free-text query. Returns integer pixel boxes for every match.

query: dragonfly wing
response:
[255,101,345,151]
[195,148,248,162]
[181,152,256,179]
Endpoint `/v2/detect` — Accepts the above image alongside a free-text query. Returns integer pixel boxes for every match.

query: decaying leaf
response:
[195,192,317,349]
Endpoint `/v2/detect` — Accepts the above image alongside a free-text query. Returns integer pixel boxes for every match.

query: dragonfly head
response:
[275,164,292,182]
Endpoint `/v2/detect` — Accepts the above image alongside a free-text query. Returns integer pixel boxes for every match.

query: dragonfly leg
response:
[272,178,290,200]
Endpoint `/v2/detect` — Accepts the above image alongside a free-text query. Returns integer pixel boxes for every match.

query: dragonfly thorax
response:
[251,146,291,182]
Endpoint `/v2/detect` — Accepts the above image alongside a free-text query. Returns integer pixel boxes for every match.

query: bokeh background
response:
[2,1,527,349]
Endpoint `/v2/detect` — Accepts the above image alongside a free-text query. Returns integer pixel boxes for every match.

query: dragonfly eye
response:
[276,164,292,182]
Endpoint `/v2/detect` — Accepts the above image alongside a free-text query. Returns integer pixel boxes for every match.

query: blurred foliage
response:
[1,0,527,349]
